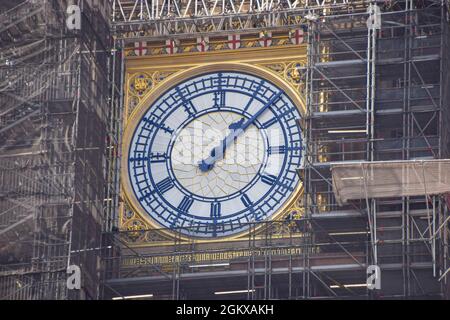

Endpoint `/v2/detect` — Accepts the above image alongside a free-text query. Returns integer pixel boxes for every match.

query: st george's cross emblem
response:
[165,39,179,54]
[227,34,241,49]
[259,31,272,47]
[134,41,147,56]
[289,29,304,45]
[196,36,209,52]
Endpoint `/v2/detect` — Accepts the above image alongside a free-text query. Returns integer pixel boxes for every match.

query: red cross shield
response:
[259,31,272,47]
[196,36,209,52]
[134,41,148,56]
[165,39,179,54]
[289,29,304,45]
[227,34,241,50]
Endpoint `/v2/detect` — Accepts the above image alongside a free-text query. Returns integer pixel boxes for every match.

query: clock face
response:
[125,70,303,238]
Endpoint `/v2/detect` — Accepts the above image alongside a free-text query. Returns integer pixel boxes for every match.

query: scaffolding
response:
[302,0,450,298]
[104,0,450,300]
[110,0,369,40]
[332,160,450,204]
[1,0,448,300]
[0,0,122,300]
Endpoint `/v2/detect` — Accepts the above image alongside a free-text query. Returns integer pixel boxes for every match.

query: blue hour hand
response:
[198,145,223,172]
[198,126,243,172]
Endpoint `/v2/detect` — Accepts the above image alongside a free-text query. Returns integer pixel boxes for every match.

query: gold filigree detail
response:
[129,73,152,97]
[256,61,307,107]
[245,40,258,48]
[126,70,182,119]
[182,45,195,53]
[123,219,148,242]
[278,39,290,45]
[127,96,140,119]
[152,70,178,84]
[258,62,286,76]
[150,48,164,55]
[284,62,306,88]
[252,200,305,238]
[121,201,176,244]
[122,57,307,246]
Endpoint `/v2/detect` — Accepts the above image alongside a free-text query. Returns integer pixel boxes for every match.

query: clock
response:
[122,64,304,238]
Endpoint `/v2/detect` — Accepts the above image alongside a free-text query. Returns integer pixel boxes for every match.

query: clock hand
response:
[198,124,244,172]
[198,91,282,172]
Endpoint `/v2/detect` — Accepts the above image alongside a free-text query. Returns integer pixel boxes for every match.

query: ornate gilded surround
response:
[121,43,307,247]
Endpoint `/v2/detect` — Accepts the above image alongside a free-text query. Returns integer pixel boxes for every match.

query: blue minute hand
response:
[198,91,282,172]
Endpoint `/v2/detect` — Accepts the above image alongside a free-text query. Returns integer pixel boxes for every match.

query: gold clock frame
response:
[121,46,307,246]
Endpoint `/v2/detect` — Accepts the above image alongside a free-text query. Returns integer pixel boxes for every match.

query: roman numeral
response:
[175,86,197,115]
[240,194,253,207]
[268,146,286,155]
[130,153,168,163]
[184,101,197,115]
[210,202,221,219]
[213,91,225,109]
[149,152,167,163]
[156,177,174,194]
[138,192,153,202]
[261,174,278,186]
[244,80,265,111]
[143,118,173,134]
[178,196,194,213]
[261,174,295,191]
